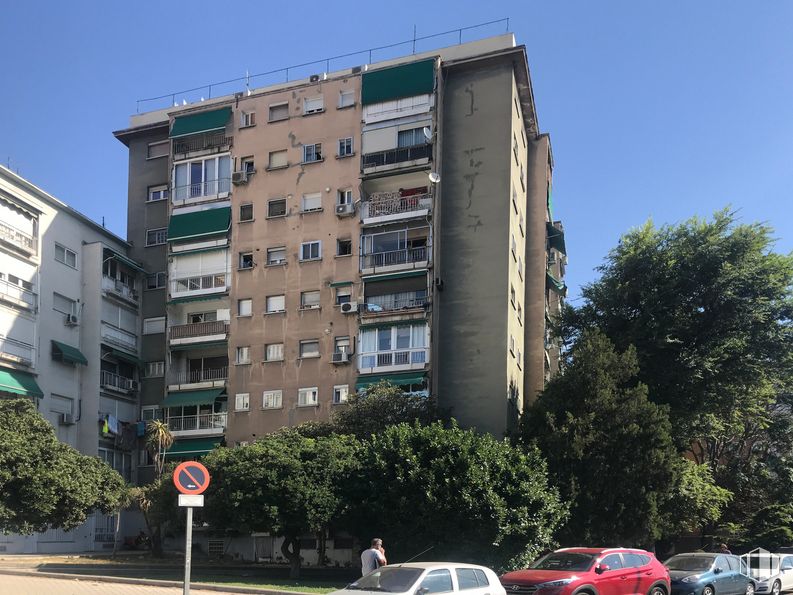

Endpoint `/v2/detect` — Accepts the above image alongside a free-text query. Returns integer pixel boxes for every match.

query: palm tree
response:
[145,420,173,478]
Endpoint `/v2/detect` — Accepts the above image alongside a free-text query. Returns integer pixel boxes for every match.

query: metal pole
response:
[183,506,193,595]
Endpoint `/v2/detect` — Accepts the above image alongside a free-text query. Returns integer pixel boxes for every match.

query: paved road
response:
[0,573,245,595]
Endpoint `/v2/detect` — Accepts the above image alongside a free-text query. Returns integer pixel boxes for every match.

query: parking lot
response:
[0,574,247,595]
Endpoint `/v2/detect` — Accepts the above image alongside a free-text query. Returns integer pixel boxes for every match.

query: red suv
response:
[501,548,671,595]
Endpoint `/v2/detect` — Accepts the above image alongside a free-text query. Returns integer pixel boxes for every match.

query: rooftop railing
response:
[172,133,233,155]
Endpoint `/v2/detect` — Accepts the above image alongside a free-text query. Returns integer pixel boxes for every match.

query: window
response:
[265,343,284,362]
[337,189,353,205]
[336,239,352,256]
[513,133,519,162]
[303,96,324,115]
[303,143,323,163]
[359,324,428,369]
[510,285,516,307]
[509,334,515,355]
[141,405,160,421]
[144,361,165,378]
[267,246,287,265]
[266,295,285,313]
[300,290,320,309]
[238,298,252,317]
[263,390,283,409]
[268,102,289,122]
[143,317,166,335]
[145,272,167,290]
[239,252,254,270]
[338,137,353,156]
[420,569,453,594]
[241,157,256,175]
[235,393,250,411]
[518,256,523,279]
[146,228,167,246]
[397,127,425,148]
[600,554,624,570]
[148,184,169,202]
[335,286,351,305]
[53,292,76,315]
[240,203,254,222]
[188,311,216,323]
[147,140,169,159]
[301,192,322,212]
[333,385,349,404]
[334,336,351,354]
[268,198,287,218]
[173,155,231,201]
[473,570,490,587]
[298,387,318,406]
[236,346,251,364]
[512,186,518,213]
[511,234,517,259]
[54,243,77,267]
[517,349,522,368]
[300,241,321,261]
[268,149,288,169]
[517,304,522,324]
[339,89,355,108]
[240,111,256,127]
[519,212,525,236]
[299,340,319,358]
[456,569,479,591]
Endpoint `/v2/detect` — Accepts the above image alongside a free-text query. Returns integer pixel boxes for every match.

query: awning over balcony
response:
[105,247,145,273]
[546,222,566,255]
[362,270,426,282]
[109,348,142,367]
[169,341,227,352]
[162,388,225,408]
[356,372,426,391]
[170,106,232,138]
[51,340,88,366]
[167,294,225,305]
[164,437,222,458]
[167,207,231,242]
[0,369,43,398]
[329,280,353,287]
[362,59,435,105]
[546,270,568,297]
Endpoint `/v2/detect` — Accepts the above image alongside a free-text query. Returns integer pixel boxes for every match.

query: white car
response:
[331,562,506,595]
[743,553,793,595]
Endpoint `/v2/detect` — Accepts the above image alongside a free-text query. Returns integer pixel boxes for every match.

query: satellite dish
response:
[423,126,433,141]
[428,172,441,184]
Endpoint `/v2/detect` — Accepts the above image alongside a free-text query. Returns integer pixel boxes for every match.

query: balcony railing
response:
[362,144,432,169]
[172,178,231,204]
[100,370,137,392]
[169,367,228,385]
[101,323,137,352]
[360,246,428,270]
[0,220,36,254]
[0,277,36,309]
[172,133,233,155]
[359,348,428,371]
[167,412,227,433]
[102,276,138,304]
[170,321,229,340]
[170,272,229,296]
[361,192,432,220]
[0,336,34,365]
[363,293,427,313]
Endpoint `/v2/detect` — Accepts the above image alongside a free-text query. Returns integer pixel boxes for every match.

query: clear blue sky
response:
[2,1,791,299]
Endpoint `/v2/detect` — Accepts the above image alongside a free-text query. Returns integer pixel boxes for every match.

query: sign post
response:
[173,461,210,595]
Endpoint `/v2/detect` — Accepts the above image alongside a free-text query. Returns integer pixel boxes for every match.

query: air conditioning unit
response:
[335,203,355,217]
[129,380,139,391]
[60,413,76,426]
[340,301,358,314]
[232,171,248,185]
[65,313,79,326]
[331,351,350,364]
[309,74,321,83]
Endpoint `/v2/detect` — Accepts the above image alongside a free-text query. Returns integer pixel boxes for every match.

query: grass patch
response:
[196,576,343,593]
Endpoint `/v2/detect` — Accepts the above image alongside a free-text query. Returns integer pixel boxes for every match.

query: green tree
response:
[130,466,179,558]
[347,421,566,571]
[0,398,126,534]
[522,331,701,546]
[203,431,359,578]
[660,458,732,538]
[145,420,174,478]
[746,504,793,551]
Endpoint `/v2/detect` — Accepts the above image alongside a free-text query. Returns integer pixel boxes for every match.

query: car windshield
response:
[666,557,713,572]
[347,567,424,593]
[530,553,596,571]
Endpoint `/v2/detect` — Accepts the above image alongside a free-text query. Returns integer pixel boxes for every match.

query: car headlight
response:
[537,579,575,588]
[681,575,702,583]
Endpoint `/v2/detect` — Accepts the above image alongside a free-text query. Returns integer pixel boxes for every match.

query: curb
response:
[0,567,315,594]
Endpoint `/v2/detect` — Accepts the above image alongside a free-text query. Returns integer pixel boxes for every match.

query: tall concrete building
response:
[113,33,567,458]
[0,166,144,553]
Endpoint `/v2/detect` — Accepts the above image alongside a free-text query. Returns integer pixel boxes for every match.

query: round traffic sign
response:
[173,461,211,495]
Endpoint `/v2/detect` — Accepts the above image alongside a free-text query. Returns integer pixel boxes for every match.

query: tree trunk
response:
[281,535,302,579]
[112,511,121,557]
[151,525,164,558]
[317,529,327,566]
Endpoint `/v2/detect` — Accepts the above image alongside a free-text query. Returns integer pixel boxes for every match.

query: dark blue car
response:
[665,553,755,595]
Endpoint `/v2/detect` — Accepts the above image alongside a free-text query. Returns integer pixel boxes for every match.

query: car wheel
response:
[746,583,755,595]
[703,586,715,595]
[772,581,781,595]
[649,586,666,595]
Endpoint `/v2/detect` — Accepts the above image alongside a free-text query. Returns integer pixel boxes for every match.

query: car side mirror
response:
[416,587,430,595]
[714,568,722,574]
[596,565,610,574]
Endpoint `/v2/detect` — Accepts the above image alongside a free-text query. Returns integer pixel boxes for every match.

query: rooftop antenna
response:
[412,24,417,54]
[246,69,252,96]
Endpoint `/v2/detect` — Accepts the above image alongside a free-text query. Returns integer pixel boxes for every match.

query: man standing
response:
[719,543,732,555]
[361,538,387,576]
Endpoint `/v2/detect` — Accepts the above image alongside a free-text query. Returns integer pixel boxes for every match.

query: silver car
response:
[743,553,793,595]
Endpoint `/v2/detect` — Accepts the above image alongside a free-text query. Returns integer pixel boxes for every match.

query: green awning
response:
[105,248,145,273]
[167,207,231,242]
[362,270,426,282]
[546,222,566,255]
[356,372,427,391]
[362,59,435,105]
[546,270,568,297]
[164,438,221,458]
[162,388,225,408]
[0,369,43,398]
[110,348,142,367]
[51,340,88,366]
[329,280,353,287]
[167,294,227,305]
[170,107,232,138]
[359,319,426,330]
[169,340,227,352]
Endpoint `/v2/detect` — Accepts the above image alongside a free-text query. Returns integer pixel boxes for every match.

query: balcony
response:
[171,178,232,207]
[167,412,227,436]
[0,277,36,311]
[358,348,429,375]
[361,191,432,226]
[360,246,429,275]
[363,293,427,315]
[169,321,229,346]
[0,220,36,255]
[172,132,233,157]
[101,276,138,305]
[100,323,137,352]
[170,272,229,300]
[100,370,138,394]
[168,367,228,391]
[362,144,432,173]
[0,336,34,366]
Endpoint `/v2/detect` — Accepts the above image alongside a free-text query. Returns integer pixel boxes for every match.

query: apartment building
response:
[113,32,567,453]
[0,166,144,553]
